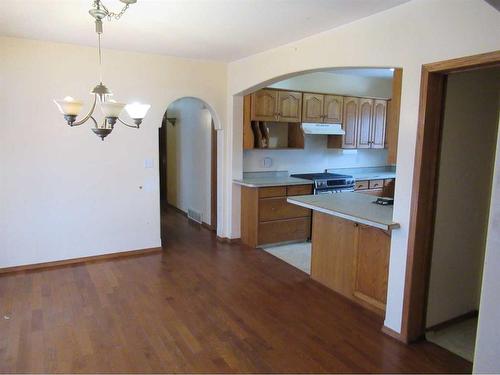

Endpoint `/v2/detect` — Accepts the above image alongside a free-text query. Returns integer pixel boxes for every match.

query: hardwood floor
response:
[0,208,471,373]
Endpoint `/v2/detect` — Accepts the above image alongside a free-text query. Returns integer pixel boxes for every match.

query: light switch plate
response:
[144,158,154,168]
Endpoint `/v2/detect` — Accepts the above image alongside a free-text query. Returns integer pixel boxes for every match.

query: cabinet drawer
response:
[258,217,311,245]
[369,179,384,189]
[384,178,394,186]
[287,184,313,196]
[258,186,286,198]
[259,197,311,222]
[355,180,369,190]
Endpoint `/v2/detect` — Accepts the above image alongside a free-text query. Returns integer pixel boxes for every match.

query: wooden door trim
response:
[401,50,500,343]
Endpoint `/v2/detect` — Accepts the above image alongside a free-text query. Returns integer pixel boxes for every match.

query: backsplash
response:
[243,135,389,174]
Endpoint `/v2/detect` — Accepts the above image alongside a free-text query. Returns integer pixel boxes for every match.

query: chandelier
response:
[54,0,150,140]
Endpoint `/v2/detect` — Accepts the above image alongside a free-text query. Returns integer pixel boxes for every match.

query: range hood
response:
[301,123,345,135]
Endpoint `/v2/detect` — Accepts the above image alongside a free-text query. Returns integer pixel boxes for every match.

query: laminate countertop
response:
[287,192,399,231]
[327,166,396,181]
[233,176,313,188]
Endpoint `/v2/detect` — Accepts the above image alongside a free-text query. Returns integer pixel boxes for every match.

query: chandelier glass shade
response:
[53,0,150,140]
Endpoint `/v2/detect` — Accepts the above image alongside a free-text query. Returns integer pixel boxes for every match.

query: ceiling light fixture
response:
[53,0,150,140]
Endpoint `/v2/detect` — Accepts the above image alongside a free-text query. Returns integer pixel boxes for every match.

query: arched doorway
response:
[159,97,221,244]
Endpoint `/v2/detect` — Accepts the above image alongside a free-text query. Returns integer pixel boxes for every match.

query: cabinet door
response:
[311,212,357,299]
[371,100,387,149]
[342,97,359,149]
[357,98,373,149]
[251,89,278,121]
[323,95,343,123]
[278,91,302,122]
[302,93,324,123]
[353,225,390,311]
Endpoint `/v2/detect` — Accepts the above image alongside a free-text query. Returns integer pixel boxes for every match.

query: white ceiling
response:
[0,0,410,62]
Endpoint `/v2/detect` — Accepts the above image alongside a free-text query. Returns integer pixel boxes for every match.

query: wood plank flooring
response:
[0,208,471,373]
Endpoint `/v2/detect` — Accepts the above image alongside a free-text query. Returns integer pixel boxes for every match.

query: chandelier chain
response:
[92,0,130,21]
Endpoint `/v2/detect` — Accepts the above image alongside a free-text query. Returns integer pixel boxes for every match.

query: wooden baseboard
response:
[167,204,187,217]
[216,236,241,244]
[167,204,216,231]
[382,325,408,343]
[0,247,162,275]
[426,310,478,332]
[201,222,216,232]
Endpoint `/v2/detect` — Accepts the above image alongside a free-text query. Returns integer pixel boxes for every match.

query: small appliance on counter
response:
[290,172,355,194]
[373,197,394,206]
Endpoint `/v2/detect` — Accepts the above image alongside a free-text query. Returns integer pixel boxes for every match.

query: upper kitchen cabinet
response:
[357,99,387,149]
[303,93,343,123]
[244,90,304,150]
[386,68,402,164]
[357,98,374,149]
[323,95,343,123]
[302,93,324,122]
[277,91,302,122]
[372,100,387,149]
[251,89,278,121]
[330,96,387,150]
[251,88,302,123]
[342,97,359,149]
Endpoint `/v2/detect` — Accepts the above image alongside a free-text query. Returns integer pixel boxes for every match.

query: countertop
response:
[287,192,399,231]
[327,166,396,181]
[233,176,313,187]
[233,171,313,187]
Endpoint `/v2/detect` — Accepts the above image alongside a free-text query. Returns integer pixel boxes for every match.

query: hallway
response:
[0,208,471,373]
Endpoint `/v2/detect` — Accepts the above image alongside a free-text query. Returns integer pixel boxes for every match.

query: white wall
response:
[166,98,212,224]
[224,0,500,341]
[0,36,226,268]
[269,71,393,98]
[426,68,499,328]
[474,116,500,374]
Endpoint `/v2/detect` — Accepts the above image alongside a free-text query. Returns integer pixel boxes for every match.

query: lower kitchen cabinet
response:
[354,178,395,197]
[311,214,357,299]
[353,224,391,311]
[241,184,313,247]
[258,217,310,245]
[311,211,391,315]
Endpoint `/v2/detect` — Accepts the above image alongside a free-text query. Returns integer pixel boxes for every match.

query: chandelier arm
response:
[117,117,140,129]
[72,94,98,126]
[89,116,99,128]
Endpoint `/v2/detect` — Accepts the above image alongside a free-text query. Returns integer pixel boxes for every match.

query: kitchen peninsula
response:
[288,192,399,315]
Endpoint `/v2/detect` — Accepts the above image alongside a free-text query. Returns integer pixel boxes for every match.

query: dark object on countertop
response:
[373,197,394,206]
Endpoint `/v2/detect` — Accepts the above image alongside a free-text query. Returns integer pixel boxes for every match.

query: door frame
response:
[159,113,168,245]
[401,50,500,343]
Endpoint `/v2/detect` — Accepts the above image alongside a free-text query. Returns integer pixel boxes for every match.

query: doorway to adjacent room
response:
[159,97,218,244]
[402,51,500,365]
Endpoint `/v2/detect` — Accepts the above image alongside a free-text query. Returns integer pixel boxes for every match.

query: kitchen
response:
[234,67,401,317]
